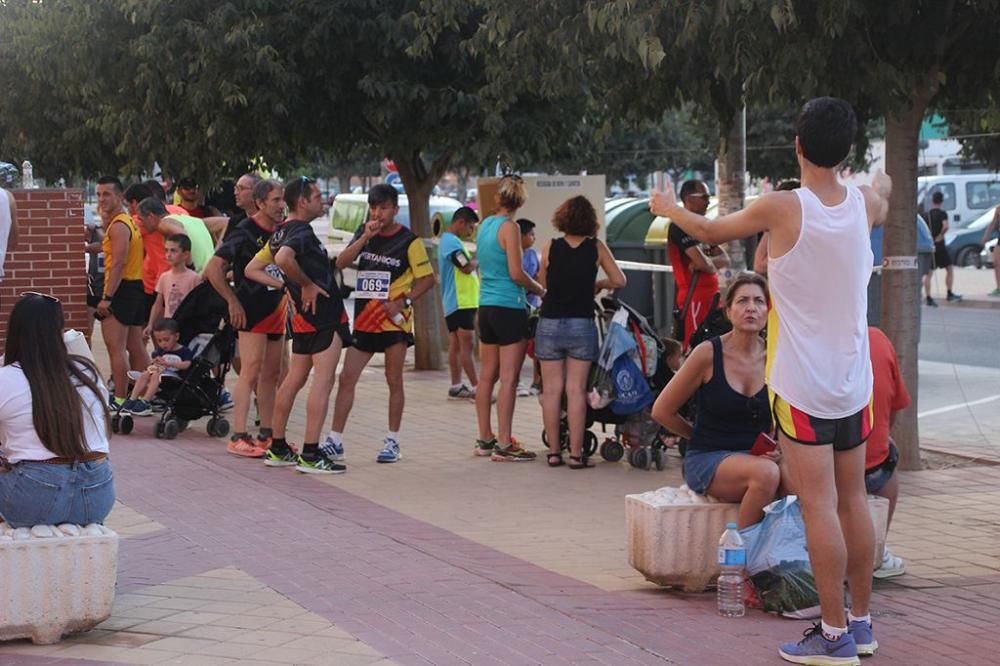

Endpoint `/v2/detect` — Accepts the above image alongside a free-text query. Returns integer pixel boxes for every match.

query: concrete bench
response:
[0,522,119,645]
[626,487,889,592]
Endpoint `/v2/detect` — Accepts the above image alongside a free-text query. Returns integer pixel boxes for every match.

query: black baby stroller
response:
[542,296,674,470]
[114,282,235,439]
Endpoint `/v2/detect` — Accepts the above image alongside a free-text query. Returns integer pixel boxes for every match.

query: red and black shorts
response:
[241,294,288,338]
[772,394,874,451]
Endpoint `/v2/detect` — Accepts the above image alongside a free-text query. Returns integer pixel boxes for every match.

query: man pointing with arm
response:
[651,97,891,666]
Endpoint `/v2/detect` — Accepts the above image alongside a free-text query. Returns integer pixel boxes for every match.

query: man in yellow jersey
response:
[95,176,149,407]
[651,98,892,666]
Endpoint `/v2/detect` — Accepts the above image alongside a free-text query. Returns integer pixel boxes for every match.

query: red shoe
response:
[227,435,265,458]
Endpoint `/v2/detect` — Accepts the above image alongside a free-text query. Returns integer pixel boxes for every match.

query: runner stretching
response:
[651,97,891,666]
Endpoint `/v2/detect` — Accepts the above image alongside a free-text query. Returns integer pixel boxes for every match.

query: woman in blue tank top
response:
[651,272,782,528]
[536,196,626,468]
[474,175,546,462]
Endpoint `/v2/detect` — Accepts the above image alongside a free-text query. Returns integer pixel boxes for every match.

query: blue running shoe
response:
[219,390,234,412]
[779,624,860,665]
[847,618,877,657]
[321,434,345,461]
[376,437,401,463]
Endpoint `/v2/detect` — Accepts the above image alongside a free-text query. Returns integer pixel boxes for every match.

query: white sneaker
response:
[376,437,401,464]
[516,383,532,397]
[873,547,905,579]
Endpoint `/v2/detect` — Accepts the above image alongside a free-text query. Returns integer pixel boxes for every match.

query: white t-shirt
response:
[0,363,110,463]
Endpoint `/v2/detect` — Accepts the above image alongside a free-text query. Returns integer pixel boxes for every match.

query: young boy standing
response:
[517,218,542,396]
[439,206,480,399]
[123,319,193,416]
[144,234,202,338]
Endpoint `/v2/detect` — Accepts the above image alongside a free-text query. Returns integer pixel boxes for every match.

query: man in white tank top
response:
[651,98,892,666]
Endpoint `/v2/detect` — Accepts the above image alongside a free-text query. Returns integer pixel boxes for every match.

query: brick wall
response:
[0,189,88,344]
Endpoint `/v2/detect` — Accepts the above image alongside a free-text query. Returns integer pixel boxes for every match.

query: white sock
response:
[451,383,463,390]
[325,431,343,446]
[821,621,846,640]
[387,431,399,443]
[848,612,871,625]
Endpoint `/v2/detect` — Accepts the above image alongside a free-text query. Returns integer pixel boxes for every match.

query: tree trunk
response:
[393,150,449,370]
[716,110,747,272]
[456,167,469,204]
[882,102,927,471]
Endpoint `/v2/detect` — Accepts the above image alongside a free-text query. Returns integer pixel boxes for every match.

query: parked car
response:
[982,237,997,269]
[328,193,462,243]
[917,174,1000,226]
[944,206,1000,267]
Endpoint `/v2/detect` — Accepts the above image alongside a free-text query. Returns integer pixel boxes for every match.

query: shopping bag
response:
[609,354,653,415]
[739,496,820,617]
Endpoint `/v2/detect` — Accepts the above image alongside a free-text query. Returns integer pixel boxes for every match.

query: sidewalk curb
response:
[938,297,1000,311]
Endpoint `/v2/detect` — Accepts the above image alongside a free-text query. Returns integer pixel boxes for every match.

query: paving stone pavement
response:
[3,335,1000,664]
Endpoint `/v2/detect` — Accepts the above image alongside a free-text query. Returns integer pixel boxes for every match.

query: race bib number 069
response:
[355,270,391,300]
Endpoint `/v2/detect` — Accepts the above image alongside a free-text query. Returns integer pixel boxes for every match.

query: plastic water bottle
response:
[21,160,35,189]
[717,521,746,617]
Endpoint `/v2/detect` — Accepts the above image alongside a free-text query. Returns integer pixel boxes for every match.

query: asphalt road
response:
[919,305,1000,369]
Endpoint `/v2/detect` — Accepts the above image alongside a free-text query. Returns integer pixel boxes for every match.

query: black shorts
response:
[933,243,952,269]
[108,280,147,327]
[143,291,157,323]
[353,330,413,354]
[445,308,477,333]
[291,323,352,355]
[478,305,528,346]
[772,394,874,451]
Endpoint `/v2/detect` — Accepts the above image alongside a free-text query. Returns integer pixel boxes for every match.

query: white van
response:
[916,174,1000,226]
[328,193,462,243]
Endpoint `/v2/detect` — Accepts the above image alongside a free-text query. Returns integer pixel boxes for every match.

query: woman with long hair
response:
[652,272,781,528]
[537,196,626,468]
[474,175,546,462]
[0,293,115,528]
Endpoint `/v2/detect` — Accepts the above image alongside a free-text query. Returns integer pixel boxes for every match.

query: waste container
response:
[605,199,674,334]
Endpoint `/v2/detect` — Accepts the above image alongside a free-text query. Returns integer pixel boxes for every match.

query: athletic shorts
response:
[772,393,873,451]
[143,291,157,323]
[445,308,477,333]
[478,305,528,346]
[243,296,288,337]
[353,330,413,354]
[865,440,899,494]
[291,323,352,356]
[108,280,147,327]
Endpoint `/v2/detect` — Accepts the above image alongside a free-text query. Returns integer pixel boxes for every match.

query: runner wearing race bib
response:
[326,184,435,465]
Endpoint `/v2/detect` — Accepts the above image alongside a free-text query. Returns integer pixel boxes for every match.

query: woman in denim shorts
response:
[0,294,114,528]
[536,196,626,468]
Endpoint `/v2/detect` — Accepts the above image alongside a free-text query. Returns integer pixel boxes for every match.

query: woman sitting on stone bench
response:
[652,272,782,528]
[0,293,115,528]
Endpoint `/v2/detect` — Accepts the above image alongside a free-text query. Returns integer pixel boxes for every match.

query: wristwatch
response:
[401,296,413,308]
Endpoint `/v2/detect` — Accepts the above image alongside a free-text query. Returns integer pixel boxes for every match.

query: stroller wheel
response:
[163,419,180,440]
[541,427,569,451]
[207,417,230,438]
[153,421,164,439]
[651,447,665,471]
[119,415,134,435]
[629,447,650,469]
[600,439,625,462]
[111,414,121,434]
[583,431,598,457]
[177,419,189,432]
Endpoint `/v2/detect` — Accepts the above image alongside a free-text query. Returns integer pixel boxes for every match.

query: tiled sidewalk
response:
[2,343,1000,664]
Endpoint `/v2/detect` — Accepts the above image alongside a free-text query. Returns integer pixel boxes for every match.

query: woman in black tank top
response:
[651,272,784,528]
[536,196,626,468]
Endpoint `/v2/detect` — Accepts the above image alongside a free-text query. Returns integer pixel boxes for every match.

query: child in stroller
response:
[121,318,193,416]
[543,297,681,469]
[114,282,235,439]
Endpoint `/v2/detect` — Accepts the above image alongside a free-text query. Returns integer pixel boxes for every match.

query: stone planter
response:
[0,523,118,644]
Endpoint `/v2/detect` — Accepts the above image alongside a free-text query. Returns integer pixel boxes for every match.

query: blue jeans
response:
[534,317,599,362]
[0,459,115,528]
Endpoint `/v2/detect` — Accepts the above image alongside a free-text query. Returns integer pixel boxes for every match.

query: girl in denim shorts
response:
[536,196,626,469]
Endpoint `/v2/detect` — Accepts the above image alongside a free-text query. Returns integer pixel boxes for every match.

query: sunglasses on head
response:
[687,193,710,200]
[21,291,60,304]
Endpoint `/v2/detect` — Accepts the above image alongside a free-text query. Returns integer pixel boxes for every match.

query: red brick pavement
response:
[31,435,1000,665]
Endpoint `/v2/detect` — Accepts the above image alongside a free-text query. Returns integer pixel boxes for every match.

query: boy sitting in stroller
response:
[122,318,193,416]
